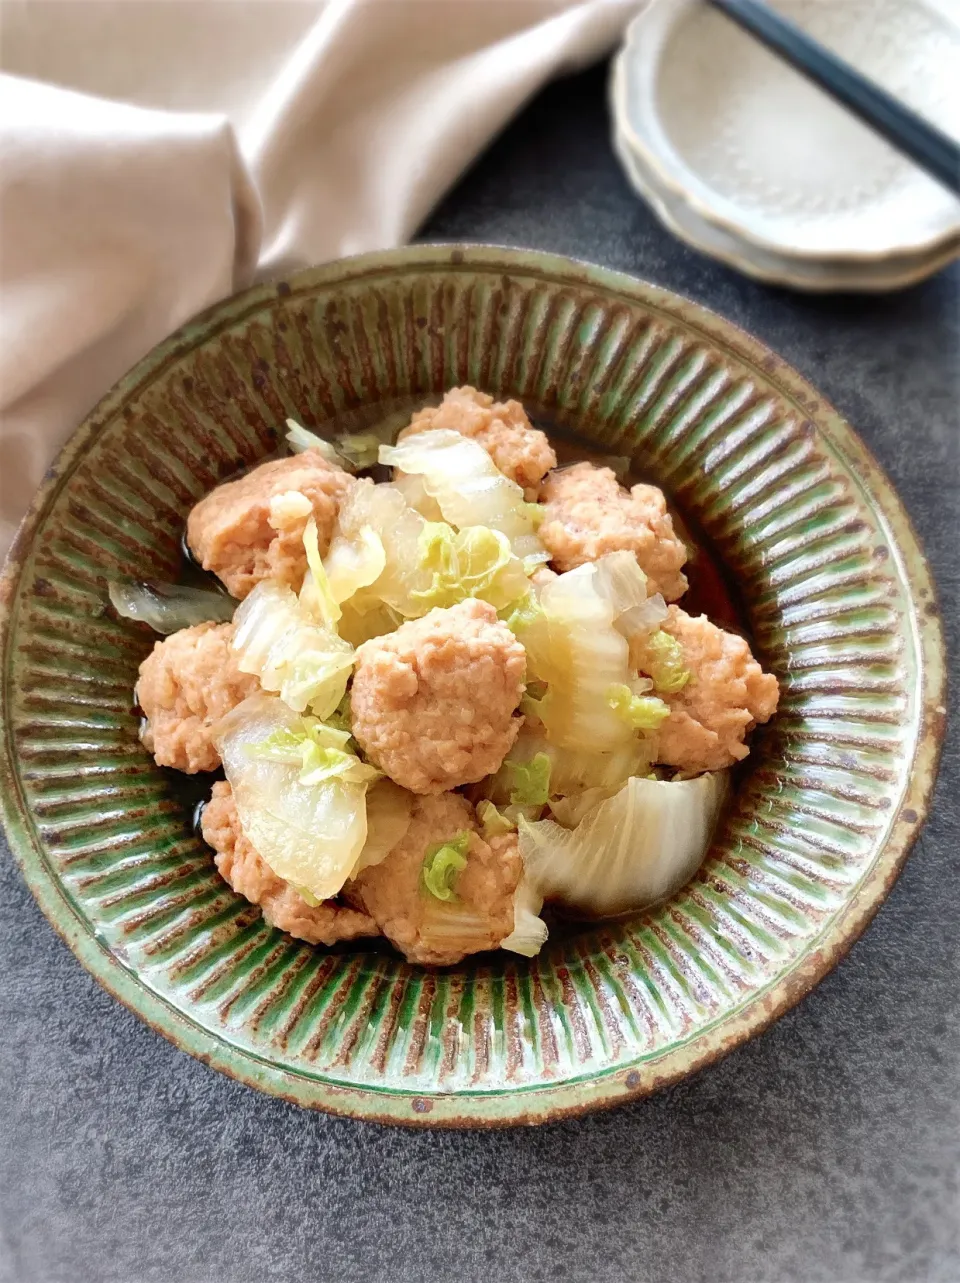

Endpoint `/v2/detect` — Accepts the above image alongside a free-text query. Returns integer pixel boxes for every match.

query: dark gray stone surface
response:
[2,63,957,1283]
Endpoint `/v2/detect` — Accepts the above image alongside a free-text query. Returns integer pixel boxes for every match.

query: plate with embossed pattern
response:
[0,247,945,1126]
[613,0,960,281]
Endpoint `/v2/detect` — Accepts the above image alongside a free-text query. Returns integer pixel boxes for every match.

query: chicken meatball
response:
[640,606,779,773]
[186,450,353,599]
[202,781,378,946]
[350,599,526,794]
[137,622,258,773]
[529,565,558,588]
[351,792,521,965]
[538,462,688,601]
[403,386,557,498]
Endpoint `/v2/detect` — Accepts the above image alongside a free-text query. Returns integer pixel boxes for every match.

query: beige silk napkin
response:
[0,0,637,556]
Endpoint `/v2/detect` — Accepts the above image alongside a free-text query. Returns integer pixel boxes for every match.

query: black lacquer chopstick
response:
[706,0,960,197]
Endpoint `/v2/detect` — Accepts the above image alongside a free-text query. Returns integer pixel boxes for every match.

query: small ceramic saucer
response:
[612,88,960,290]
[611,0,960,288]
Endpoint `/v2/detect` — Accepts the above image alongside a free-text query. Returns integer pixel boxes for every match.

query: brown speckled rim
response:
[0,246,947,1127]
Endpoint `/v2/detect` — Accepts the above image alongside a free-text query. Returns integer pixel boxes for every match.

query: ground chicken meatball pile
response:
[637,606,780,773]
[202,782,378,945]
[538,461,689,601]
[349,793,521,965]
[186,450,353,598]
[126,386,781,968]
[403,385,557,498]
[137,622,258,773]
[350,599,527,794]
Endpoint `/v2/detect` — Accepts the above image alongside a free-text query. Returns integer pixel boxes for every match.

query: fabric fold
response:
[0,74,262,551]
[0,0,636,555]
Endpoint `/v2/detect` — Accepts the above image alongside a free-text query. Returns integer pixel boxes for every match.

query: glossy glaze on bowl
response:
[0,247,945,1126]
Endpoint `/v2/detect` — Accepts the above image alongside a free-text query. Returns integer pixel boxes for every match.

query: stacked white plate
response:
[611,0,960,291]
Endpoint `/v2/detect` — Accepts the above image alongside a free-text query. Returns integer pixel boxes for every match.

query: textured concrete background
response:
[2,63,958,1283]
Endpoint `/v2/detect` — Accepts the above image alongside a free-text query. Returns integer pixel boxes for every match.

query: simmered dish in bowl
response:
[120,385,779,967]
[1,247,941,1123]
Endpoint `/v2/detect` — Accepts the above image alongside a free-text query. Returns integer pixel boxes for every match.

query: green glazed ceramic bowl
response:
[0,247,945,1126]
